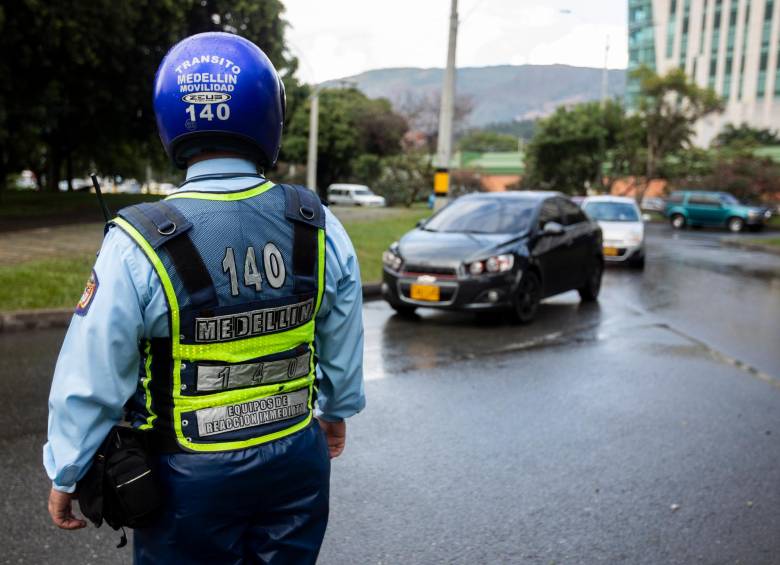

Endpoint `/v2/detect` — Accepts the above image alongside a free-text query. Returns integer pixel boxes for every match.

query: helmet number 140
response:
[185,103,230,122]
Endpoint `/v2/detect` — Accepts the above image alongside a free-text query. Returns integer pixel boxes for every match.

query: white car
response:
[582,195,646,269]
[327,184,386,207]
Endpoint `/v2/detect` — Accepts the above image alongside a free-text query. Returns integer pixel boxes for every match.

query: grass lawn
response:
[340,206,430,283]
[0,205,431,310]
[745,237,780,248]
[0,256,96,311]
[644,211,666,223]
[0,190,159,220]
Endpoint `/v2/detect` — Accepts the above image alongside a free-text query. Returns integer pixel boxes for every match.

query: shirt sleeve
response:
[42,227,150,492]
[314,208,366,422]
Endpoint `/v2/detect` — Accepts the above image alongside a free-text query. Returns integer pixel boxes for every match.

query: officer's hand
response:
[48,487,87,530]
[317,419,346,459]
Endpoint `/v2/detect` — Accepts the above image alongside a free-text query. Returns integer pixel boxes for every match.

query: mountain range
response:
[325,64,627,127]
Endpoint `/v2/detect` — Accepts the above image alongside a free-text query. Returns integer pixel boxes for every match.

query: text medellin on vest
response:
[195,299,314,343]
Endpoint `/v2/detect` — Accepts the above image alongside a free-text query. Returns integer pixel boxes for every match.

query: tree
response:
[0,0,300,193]
[607,113,646,180]
[523,100,631,194]
[396,91,474,151]
[664,145,780,203]
[457,130,518,152]
[632,66,723,180]
[482,119,537,142]
[0,1,188,192]
[370,152,433,207]
[712,123,780,148]
[696,151,780,203]
[282,88,407,195]
[351,154,383,186]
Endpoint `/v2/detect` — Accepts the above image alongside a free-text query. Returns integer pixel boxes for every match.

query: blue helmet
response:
[153,32,286,169]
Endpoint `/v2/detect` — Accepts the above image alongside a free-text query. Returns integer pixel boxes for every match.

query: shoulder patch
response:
[75,269,99,316]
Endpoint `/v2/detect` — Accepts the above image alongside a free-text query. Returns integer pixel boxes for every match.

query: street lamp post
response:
[306,89,319,194]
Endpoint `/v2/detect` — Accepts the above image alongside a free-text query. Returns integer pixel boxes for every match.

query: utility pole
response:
[434,0,458,210]
[306,90,319,195]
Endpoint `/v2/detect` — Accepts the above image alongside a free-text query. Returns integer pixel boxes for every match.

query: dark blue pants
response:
[134,422,330,564]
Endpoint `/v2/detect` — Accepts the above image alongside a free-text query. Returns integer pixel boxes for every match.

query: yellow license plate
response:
[410,284,440,301]
[603,246,619,256]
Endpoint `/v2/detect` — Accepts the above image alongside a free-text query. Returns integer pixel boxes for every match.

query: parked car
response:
[665,190,772,232]
[57,178,93,192]
[15,170,37,190]
[327,183,386,207]
[381,191,604,323]
[582,196,646,269]
[640,196,666,213]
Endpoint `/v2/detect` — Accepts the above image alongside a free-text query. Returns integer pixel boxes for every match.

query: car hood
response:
[398,229,522,265]
[597,221,644,241]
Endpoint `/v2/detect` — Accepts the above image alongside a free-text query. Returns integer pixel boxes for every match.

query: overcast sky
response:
[283,0,628,84]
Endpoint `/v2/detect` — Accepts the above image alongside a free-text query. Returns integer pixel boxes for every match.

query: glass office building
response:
[628,0,780,144]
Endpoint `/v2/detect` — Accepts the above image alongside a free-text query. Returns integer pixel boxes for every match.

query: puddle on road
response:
[363,294,609,380]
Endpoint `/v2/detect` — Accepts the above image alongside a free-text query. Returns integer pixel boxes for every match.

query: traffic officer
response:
[43,32,365,563]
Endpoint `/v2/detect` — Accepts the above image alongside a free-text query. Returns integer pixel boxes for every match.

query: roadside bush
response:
[667,147,780,204]
[370,152,433,207]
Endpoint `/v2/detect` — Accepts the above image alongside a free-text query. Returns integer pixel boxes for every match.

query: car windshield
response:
[424,197,536,234]
[719,194,740,205]
[583,201,639,222]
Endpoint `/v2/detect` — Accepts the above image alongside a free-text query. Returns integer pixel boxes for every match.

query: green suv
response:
[665,190,772,233]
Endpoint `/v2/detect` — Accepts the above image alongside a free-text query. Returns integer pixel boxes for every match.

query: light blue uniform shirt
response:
[43,158,365,493]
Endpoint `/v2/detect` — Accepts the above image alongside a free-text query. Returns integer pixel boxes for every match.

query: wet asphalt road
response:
[2,224,780,564]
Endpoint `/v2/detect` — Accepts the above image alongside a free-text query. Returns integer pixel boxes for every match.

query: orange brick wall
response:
[610,177,668,198]
[480,175,521,192]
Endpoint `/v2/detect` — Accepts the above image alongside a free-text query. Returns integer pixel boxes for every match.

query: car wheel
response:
[513,271,541,324]
[629,255,645,270]
[727,216,745,233]
[390,303,417,318]
[670,214,686,230]
[578,260,603,302]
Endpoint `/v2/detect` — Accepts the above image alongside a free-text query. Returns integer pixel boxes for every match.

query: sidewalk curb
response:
[0,308,74,333]
[721,238,780,256]
[0,284,385,333]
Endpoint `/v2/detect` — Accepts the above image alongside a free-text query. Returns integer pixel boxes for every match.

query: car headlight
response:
[466,254,514,276]
[765,210,772,219]
[469,261,484,275]
[382,244,403,272]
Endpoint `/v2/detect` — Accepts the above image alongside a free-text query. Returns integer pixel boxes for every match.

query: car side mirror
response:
[416,219,428,228]
[542,221,564,235]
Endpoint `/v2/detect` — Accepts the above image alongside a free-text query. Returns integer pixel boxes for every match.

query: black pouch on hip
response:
[77,426,162,543]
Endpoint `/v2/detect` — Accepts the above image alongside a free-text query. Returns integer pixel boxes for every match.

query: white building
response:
[628,0,780,145]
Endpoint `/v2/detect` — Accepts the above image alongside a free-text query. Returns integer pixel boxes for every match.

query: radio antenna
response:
[90,173,112,223]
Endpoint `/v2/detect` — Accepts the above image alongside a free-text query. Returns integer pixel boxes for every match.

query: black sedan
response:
[381,191,604,322]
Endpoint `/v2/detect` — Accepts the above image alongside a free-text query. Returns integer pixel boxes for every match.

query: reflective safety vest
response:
[112,181,326,452]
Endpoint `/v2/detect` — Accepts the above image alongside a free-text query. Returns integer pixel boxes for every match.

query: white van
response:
[327,184,386,207]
